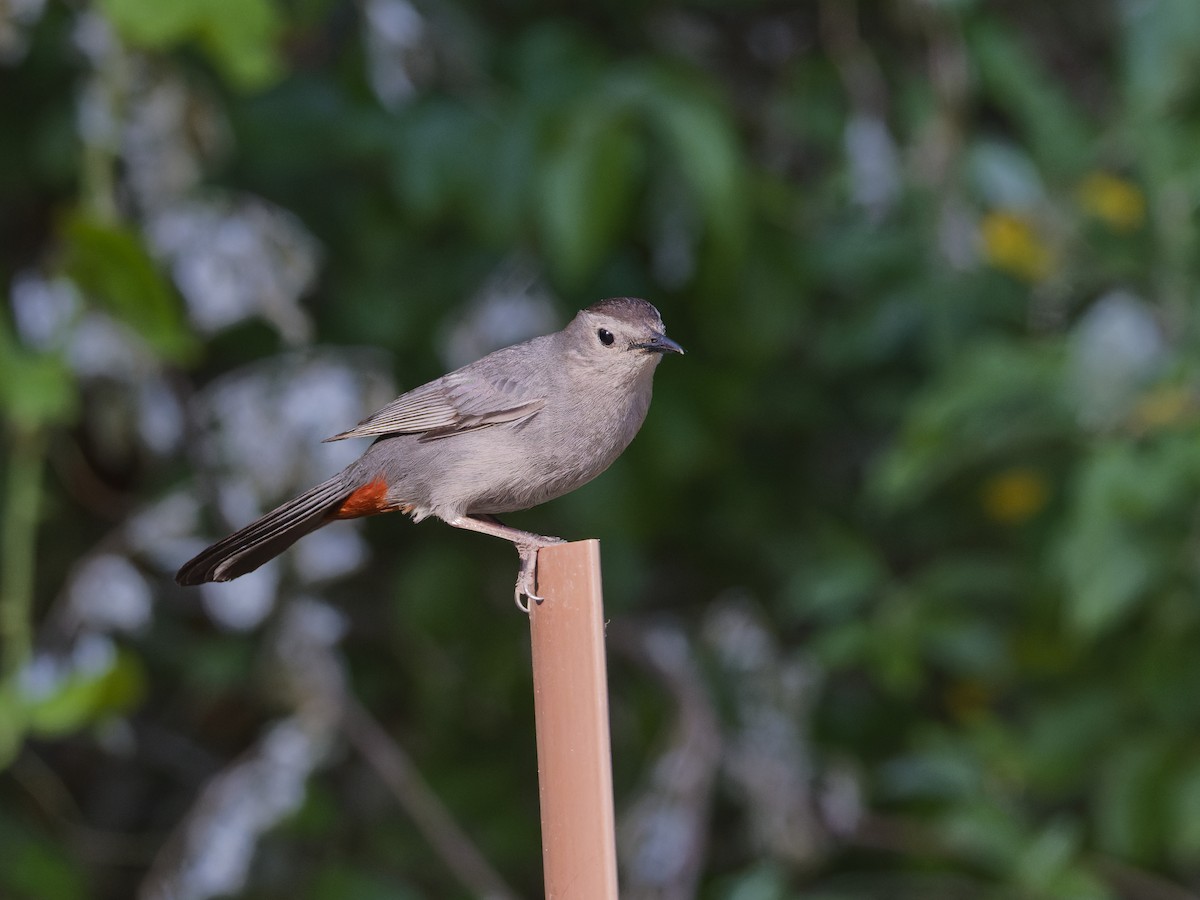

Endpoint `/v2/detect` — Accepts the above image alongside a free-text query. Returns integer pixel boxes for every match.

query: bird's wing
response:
[324,370,546,442]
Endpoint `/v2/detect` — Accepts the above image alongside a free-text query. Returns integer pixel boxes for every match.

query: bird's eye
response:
[597,328,614,346]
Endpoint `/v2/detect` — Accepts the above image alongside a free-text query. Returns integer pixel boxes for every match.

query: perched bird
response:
[176,297,683,607]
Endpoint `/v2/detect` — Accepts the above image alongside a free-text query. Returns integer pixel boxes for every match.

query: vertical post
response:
[528,540,619,900]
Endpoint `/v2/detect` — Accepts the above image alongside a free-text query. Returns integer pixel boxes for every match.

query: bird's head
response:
[566,297,684,377]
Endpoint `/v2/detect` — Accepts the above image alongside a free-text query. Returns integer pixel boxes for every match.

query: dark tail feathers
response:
[176,475,353,585]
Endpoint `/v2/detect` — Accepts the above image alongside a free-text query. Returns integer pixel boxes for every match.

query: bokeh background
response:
[3,0,1200,897]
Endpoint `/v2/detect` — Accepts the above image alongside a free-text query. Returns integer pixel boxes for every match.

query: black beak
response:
[636,331,685,355]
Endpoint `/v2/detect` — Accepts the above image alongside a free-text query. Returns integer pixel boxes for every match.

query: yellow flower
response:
[981,467,1049,524]
[1078,172,1145,232]
[1131,385,1193,432]
[979,211,1054,282]
[944,679,992,722]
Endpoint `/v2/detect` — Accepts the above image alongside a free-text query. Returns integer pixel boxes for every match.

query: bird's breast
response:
[451,374,652,515]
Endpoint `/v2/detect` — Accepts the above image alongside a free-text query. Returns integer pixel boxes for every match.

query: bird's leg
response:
[446,515,566,611]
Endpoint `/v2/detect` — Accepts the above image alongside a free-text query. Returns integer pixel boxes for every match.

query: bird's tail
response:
[176,474,356,585]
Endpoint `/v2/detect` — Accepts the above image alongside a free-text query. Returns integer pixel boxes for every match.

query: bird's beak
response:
[636,332,685,355]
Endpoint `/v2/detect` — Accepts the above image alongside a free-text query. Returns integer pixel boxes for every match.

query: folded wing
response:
[324,371,545,442]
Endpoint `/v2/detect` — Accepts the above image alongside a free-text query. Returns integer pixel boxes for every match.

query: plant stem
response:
[1,428,44,678]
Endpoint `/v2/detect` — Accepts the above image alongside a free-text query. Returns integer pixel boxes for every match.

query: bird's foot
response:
[514,546,539,612]
[444,516,569,612]
[513,537,567,613]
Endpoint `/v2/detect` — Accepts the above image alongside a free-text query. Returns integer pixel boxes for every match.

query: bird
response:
[175,297,684,608]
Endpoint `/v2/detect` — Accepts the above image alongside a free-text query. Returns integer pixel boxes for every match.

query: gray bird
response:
[176,297,683,607]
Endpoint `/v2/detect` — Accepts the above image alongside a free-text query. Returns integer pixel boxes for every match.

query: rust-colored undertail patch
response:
[330,479,396,520]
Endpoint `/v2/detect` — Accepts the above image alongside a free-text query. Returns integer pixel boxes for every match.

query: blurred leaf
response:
[1021,691,1119,792]
[877,742,982,802]
[473,110,540,240]
[715,863,790,900]
[937,798,1027,873]
[912,556,1027,606]
[390,102,489,223]
[1059,522,1152,638]
[178,634,257,692]
[286,782,340,840]
[866,590,925,694]
[98,0,284,89]
[1014,819,1083,894]
[1166,758,1200,864]
[969,20,1093,177]
[60,212,197,362]
[1121,0,1200,115]
[924,618,1009,679]
[629,66,747,256]
[24,649,146,737]
[810,619,872,670]
[1057,438,1200,636]
[966,139,1046,209]
[0,683,23,770]
[0,812,87,900]
[872,341,1068,509]
[1095,738,1172,862]
[784,524,886,623]
[509,22,605,104]
[537,101,639,284]
[0,324,77,431]
[308,864,418,900]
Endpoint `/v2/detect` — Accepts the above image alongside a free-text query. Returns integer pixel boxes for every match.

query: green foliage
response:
[0,325,76,432]
[307,864,420,900]
[60,212,197,362]
[0,649,146,768]
[98,0,284,88]
[0,810,88,900]
[968,20,1095,178]
[1057,439,1188,635]
[536,87,640,283]
[6,1,1200,899]
[382,27,744,286]
[872,340,1069,510]
[22,650,146,737]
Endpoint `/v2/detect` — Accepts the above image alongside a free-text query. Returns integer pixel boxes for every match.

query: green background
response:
[3,0,1200,897]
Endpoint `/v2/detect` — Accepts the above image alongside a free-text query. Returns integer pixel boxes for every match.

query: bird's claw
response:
[513,537,569,612]
[515,545,542,613]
